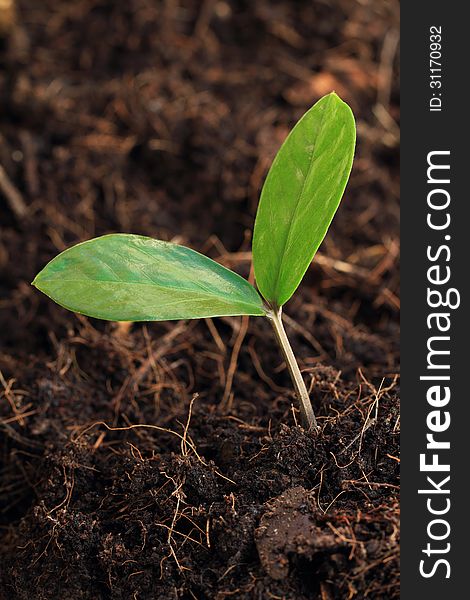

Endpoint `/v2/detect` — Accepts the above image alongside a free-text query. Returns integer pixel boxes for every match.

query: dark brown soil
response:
[0,1,399,598]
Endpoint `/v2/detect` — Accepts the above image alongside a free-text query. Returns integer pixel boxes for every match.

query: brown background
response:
[0,1,399,598]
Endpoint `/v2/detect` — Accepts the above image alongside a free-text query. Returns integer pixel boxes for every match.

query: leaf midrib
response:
[35,278,264,311]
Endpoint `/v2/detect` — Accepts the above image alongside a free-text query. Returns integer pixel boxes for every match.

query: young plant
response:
[33,92,356,431]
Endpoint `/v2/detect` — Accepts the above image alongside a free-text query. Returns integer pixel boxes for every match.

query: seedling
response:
[33,92,356,431]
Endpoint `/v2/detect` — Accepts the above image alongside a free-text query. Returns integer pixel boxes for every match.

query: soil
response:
[0,1,400,599]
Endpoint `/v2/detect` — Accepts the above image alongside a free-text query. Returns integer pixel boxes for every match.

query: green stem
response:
[267,307,318,432]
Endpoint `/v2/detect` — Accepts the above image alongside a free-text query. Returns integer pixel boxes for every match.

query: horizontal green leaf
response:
[33,234,266,321]
[253,92,356,307]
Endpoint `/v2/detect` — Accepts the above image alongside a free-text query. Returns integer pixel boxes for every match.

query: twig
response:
[221,315,249,410]
[0,164,28,218]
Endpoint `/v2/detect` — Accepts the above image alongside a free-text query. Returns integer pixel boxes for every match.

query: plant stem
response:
[267,307,318,432]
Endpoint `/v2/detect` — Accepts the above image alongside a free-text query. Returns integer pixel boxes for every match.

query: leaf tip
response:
[31,270,48,292]
[326,90,348,107]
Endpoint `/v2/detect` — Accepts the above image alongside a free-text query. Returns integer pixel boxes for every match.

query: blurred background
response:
[1,0,399,348]
[0,1,399,598]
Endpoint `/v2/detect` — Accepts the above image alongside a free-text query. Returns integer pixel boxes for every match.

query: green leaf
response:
[32,234,266,321]
[252,92,356,307]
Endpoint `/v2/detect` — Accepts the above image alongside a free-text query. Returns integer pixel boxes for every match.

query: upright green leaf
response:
[252,92,356,307]
[33,234,266,321]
